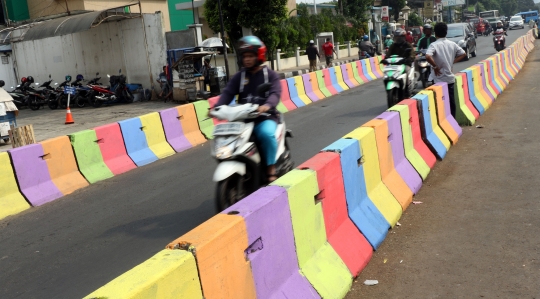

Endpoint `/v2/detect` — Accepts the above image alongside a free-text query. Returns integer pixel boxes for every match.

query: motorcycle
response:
[209,83,294,211]
[415,49,430,88]
[7,84,28,109]
[49,77,72,110]
[88,70,134,108]
[483,26,492,36]
[381,49,416,108]
[493,28,506,52]
[71,75,99,108]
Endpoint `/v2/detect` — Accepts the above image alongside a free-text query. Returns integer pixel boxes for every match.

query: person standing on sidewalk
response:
[322,38,337,67]
[425,22,467,117]
[306,40,320,72]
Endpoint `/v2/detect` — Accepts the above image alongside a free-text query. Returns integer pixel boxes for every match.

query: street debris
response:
[400,260,403,263]
[364,280,379,286]
[384,258,388,263]
[396,222,401,226]
[412,201,423,205]
[476,125,484,128]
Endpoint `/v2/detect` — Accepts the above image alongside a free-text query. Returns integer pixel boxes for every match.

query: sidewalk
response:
[347,41,540,297]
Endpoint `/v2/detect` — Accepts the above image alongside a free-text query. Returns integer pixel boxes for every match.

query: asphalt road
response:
[0,29,528,299]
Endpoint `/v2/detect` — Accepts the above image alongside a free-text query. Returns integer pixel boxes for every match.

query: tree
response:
[408,12,422,26]
[204,0,288,69]
[499,0,517,16]
[516,0,536,12]
[342,0,373,22]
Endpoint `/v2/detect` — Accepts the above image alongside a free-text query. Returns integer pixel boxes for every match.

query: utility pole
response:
[65,0,71,15]
[314,0,317,14]
[217,0,230,81]
[2,0,10,26]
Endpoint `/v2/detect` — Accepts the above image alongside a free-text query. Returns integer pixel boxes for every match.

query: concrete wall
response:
[11,13,165,90]
[0,54,17,88]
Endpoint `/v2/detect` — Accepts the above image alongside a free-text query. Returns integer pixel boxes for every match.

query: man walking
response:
[306,40,320,72]
[322,38,337,67]
[425,22,468,117]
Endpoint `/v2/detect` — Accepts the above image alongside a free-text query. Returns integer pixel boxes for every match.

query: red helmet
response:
[21,77,27,83]
[238,36,267,64]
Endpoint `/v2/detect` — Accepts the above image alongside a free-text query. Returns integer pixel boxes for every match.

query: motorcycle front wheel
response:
[74,95,86,108]
[387,89,400,109]
[48,99,58,110]
[215,174,244,212]
[29,96,40,111]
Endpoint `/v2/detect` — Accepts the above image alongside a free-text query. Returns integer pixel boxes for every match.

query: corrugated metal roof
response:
[23,11,103,41]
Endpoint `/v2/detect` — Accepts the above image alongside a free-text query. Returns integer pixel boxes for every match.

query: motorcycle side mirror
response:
[96,72,99,76]
[35,83,40,85]
[55,83,58,85]
[107,74,111,78]
[256,82,272,97]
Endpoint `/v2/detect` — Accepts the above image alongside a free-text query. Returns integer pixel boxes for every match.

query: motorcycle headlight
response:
[213,136,238,159]
[215,146,233,159]
[419,61,428,67]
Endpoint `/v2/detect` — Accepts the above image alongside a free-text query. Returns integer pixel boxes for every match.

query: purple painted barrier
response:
[301,74,320,102]
[222,186,319,298]
[369,58,383,78]
[9,144,63,206]
[434,82,463,137]
[339,64,356,88]
[159,108,193,153]
[378,112,423,194]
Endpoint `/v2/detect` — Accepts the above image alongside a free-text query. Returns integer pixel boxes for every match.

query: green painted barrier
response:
[70,130,114,184]
[192,100,214,140]
[315,70,333,97]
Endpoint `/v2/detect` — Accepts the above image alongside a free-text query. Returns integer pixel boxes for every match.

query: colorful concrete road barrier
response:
[176,104,207,147]
[119,118,159,167]
[94,123,137,175]
[159,108,195,153]
[139,112,176,159]
[70,130,114,184]
[0,152,30,220]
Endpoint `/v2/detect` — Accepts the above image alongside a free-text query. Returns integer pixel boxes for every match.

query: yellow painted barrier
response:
[332,66,350,91]
[293,76,313,105]
[140,112,176,159]
[84,249,203,299]
[0,152,30,220]
[418,90,451,151]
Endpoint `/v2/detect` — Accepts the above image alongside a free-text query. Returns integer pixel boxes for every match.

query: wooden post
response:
[9,124,36,148]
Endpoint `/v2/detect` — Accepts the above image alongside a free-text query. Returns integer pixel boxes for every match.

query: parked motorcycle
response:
[493,28,506,52]
[49,76,72,110]
[88,70,134,108]
[209,83,294,211]
[381,50,416,108]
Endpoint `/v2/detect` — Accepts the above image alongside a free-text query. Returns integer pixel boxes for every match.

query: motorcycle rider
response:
[359,35,376,58]
[384,35,394,48]
[493,21,508,49]
[386,28,416,96]
[214,36,282,182]
[417,24,436,51]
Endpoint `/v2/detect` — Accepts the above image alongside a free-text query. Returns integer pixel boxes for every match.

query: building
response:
[302,3,337,15]
[5,1,173,31]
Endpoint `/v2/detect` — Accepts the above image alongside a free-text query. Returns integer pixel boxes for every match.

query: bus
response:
[515,11,539,23]
[479,10,499,19]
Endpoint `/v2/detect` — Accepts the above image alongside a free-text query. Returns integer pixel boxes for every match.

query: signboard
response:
[441,0,465,6]
[381,6,389,22]
[424,1,434,18]
[178,59,196,89]
[64,86,76,95]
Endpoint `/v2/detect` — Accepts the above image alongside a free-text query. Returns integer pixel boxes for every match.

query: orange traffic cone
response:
[65,107,74,124]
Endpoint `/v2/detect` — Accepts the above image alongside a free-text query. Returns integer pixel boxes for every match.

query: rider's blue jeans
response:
[254,120,278,166]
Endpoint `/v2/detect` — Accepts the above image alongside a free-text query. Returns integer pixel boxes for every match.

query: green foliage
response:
[342,0,373,22]
[408,12,422,26]
[499,0,517,16]
[516,0,536,12]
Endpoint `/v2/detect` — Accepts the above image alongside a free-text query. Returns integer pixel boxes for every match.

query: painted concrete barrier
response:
[302,74,322,102]
[176,104,207,147]
[378,111,423,194]
[70,130,115,184]
[320,69,340,95]
[223,186,319,298]
[95,123,137,175]
[324,138,390,249]
[362,59,377,81]
[139,112,176,159]
[340,64,358,88]
[355,60,370,83]
[461,69,487,114]
[84,250,203,299]
[415,91,450,160]
[192,100,215,139]
[9,144,63,206]
[299,152,373,277]
[159,108,195,153]
[369,57,383,78]
[329,67,346,93]
[280,79,300,110]
[344,127,402,227]
[0,152,30,220]
[315,70,334,97]
[286,77,307,107]
[119,118,159,167]
[333,66,350,91]
[426,84,462,145]
[166,213,257,298]
[271,170,352,298]
[362,118,413,210]
[293,76,313,105]
[454,73,479,126]
[308,72,327,99]
[40,136,89,195]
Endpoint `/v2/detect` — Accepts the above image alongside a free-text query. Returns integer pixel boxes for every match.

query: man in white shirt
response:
[425,22,468,117]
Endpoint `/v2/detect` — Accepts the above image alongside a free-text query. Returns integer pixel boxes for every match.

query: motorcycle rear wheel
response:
[92,99,103,108]
[387,89,399,109]
[29,97,40,111]
[215,174,244,212]
[124,90,134,103]
[48,100,58,110]
[75,96,86,108]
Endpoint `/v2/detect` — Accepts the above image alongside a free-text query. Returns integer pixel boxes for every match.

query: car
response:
[447,23,477,61]
[508,16,525,29]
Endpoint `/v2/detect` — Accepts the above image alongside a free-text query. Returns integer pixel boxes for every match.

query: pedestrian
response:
[370,30,380,53]
[322,38,337,67]
[406,31,414,43]
[425,22,468,117]
[306,40,320,72]
[199,57,213,91]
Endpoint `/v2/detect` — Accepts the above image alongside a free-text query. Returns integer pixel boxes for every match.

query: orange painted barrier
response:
[176,104,207,146]
[167,213,256,299]
[426,85,460,145]
[362,119,413,211]
[40,136,89,195]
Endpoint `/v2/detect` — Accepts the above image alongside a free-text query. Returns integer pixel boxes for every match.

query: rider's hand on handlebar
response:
[258,105,271,114]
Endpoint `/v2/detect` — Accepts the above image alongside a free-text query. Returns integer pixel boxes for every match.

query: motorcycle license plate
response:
[213,122,245,136]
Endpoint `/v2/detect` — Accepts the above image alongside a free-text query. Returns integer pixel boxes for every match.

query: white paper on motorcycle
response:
[213,122,245,136]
